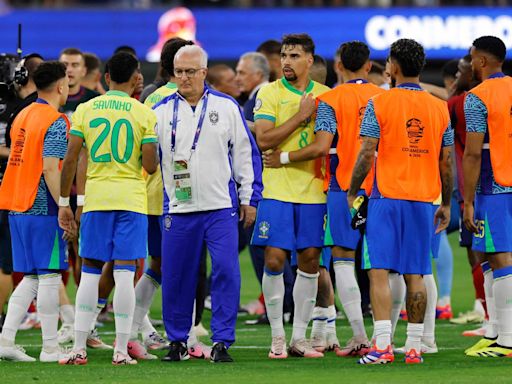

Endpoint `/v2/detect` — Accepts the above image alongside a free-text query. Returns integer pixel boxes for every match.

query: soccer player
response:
[463,36,512,358]
[0,61,72,362]
[252,33,330,359]
[348,38,453,365]
[58,52,159,365]
[263,41,383,356]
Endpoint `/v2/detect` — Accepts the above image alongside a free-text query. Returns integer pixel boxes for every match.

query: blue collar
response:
[397,82,422,90]
[346,78,368,84]
[488,72,505,79]
[35,98,49,104]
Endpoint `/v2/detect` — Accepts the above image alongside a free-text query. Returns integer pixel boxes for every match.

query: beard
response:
[283,68,297,82]
[390,76,396,88]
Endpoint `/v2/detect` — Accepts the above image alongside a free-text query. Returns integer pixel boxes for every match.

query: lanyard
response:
[171,91,209,157]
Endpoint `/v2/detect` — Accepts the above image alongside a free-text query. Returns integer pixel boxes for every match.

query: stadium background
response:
[1,2,511,382]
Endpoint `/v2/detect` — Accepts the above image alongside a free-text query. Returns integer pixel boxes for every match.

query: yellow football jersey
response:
[143,83,178,215]
[254,78,330,204]
[70,90,158,214]
[144,82,177,108]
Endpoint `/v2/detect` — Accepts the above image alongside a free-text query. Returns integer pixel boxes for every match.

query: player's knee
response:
[265,256,285,272]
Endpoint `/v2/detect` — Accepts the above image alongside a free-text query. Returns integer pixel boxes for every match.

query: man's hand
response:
[347,193,357,211]
[59,206,77,235]
[62,229,77,242]
[434,204,451,234]
[75,206,83,227]
[239,205,256,229]
[298,93,316,121]
[463,202,477,233]
[262,149,283,168]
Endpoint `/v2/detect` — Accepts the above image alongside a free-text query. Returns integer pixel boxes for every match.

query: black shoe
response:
[210,342,233,363]
[162,341,189,362]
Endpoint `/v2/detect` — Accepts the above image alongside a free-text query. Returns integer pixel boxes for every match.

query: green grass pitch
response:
[2,233,511,383]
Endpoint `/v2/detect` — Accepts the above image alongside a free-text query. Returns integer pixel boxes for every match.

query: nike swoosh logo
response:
[280,100,289,104]
[231,212,237,217]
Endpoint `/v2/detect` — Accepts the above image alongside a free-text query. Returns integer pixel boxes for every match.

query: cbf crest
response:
[164,215,172,231]
[209,110,219,125]
[258,221,270,239]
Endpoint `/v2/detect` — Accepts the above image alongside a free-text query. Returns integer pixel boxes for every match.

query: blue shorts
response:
[80,211,148,262]
[148,215,163,258]
[320,247,331,269]
[362,198,434,275]
[251,199,326,251]
[473,193,512,253]
[9,215,68,274]
[324,190,363,250]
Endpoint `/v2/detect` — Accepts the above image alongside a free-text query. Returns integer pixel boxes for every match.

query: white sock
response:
[130,273,160,340]
[311,306,328,339]
[113,268,136,355]
[89,299,107,332]
[60,304,75,326]
[437,296,451,307]
[334,261,366,338]
[37,274,61,349]
[423,274,437,345]
[291,269,319,342]
[187,300,198,347]
[326,305,337,338]
[493,270,512,347]
[374,320,391,350]
[74,271,101,351]
[405,323,424,352]
[474,299,485,316]
[389,273,406,340]
[141,315,158,339]
[0,276,39,345]
[483,268,498,339]
[262,270,285,338]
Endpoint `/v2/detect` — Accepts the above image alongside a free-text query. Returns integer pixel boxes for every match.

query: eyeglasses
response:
[174,68,205,78]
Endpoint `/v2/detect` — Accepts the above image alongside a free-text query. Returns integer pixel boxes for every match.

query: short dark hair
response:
[313,54,326,67]
[23,53,44,80]
[369,61,384,75]
[473,36,506,62]
[281,33,315,55]
[60,47,83,57]
[442,59,459,80]
[114,45,137,57]
[389,39,425,77]
[257,40,281,55]
[161,38,195,77]
[207,64,233,87]
[33,61,66,91]
[339,41,370,72]
[83,53,101,75]
[105,52,139,83]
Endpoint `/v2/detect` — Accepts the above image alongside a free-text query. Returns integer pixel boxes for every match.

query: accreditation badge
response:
[173,159,192,204]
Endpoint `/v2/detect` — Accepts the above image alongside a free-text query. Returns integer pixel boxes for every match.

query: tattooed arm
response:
[347,136,378,207]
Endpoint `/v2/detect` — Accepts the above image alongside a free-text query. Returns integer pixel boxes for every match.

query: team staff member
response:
[348,38,453,365]
[58,52,159,366]
[463,35,512,358]
[0,62,72,362]
[154,45,262,363]
[263,41,383,357]
[252,33,330,359]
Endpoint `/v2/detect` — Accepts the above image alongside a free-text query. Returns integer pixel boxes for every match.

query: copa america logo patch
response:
[164,215,172,231]
[209,110,219,125]
[259,221,270,239]
[254,98,262,111]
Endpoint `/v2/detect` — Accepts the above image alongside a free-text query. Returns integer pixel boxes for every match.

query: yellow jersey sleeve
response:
[141,109,158,145]
[69,103,85,139]
[254,83,278,123]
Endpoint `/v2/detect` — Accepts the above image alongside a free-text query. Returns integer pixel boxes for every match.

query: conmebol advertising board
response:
[0,7,509,60]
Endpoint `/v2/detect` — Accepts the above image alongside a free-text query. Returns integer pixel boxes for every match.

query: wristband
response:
[59,196,70,207]
[77,195,85,207]
[280,152,290,165]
